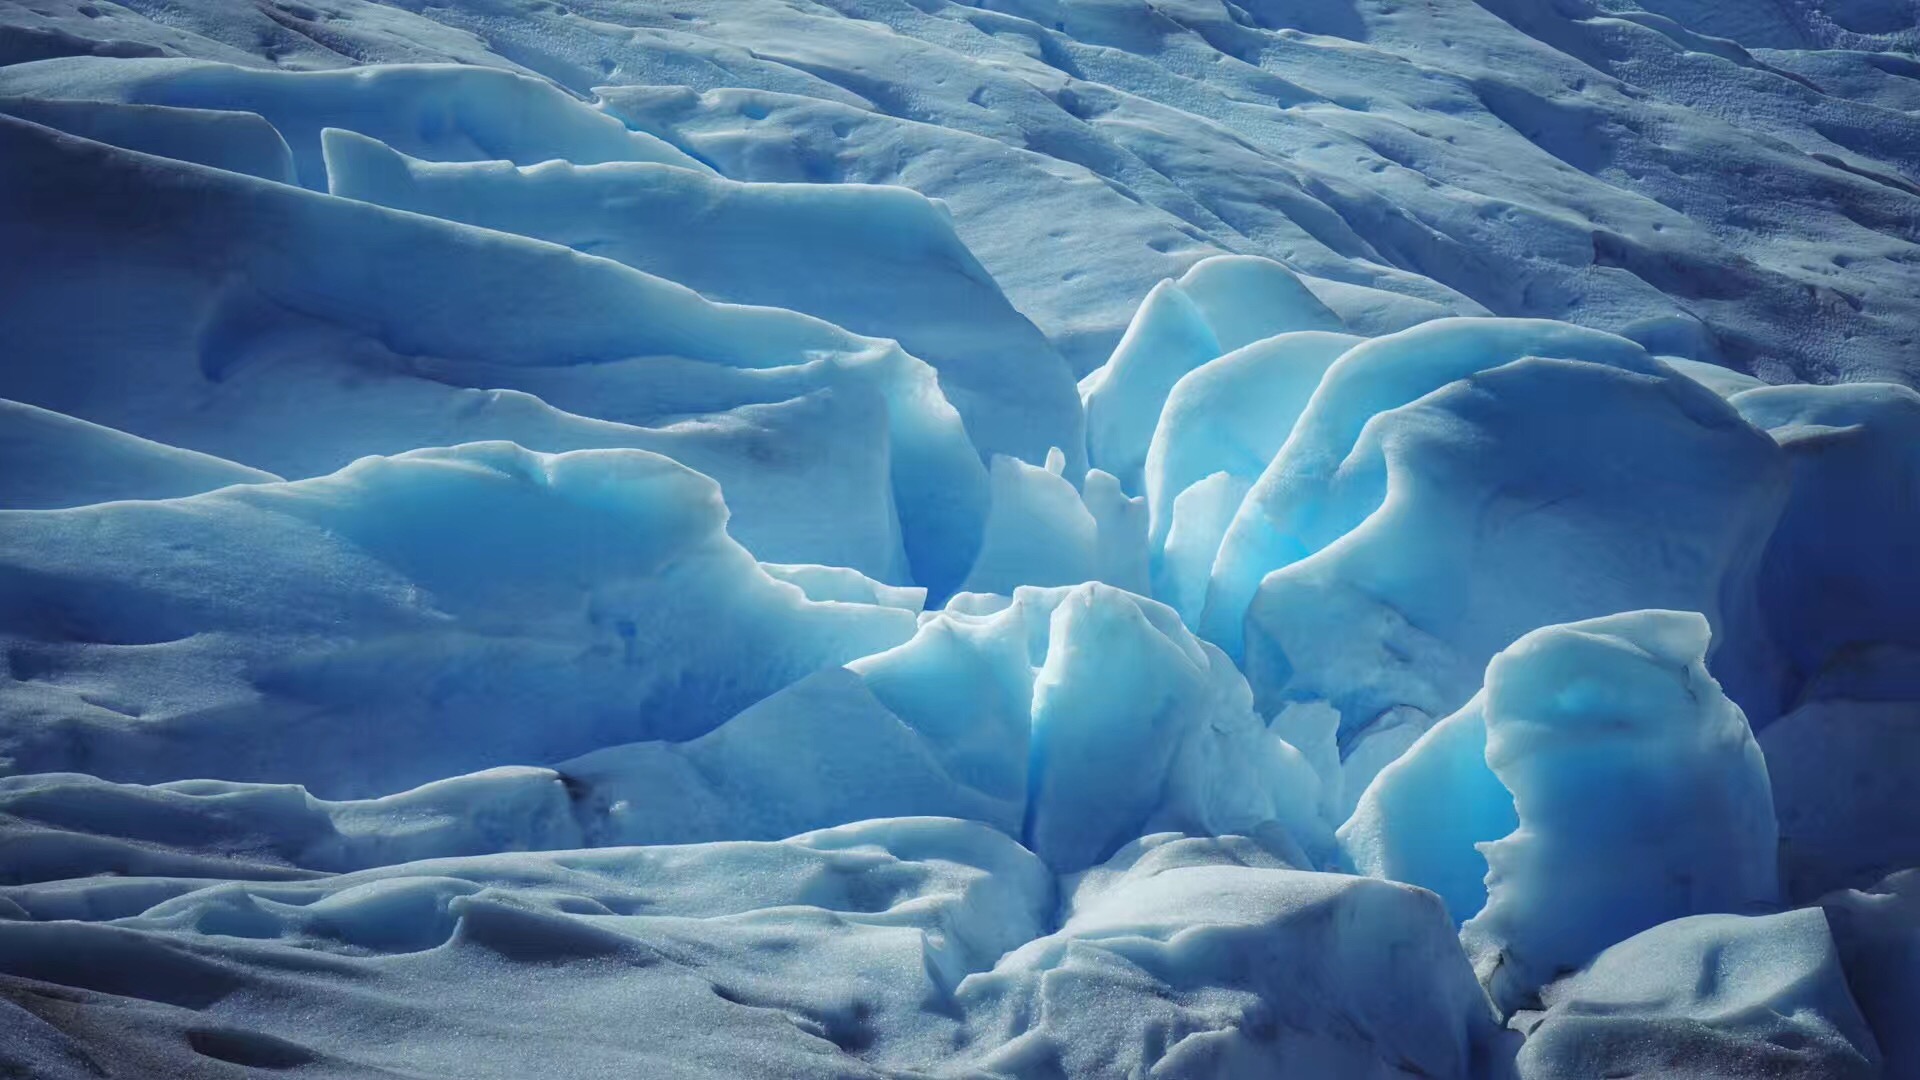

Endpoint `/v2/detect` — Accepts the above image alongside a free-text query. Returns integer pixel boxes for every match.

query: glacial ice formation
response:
[4,1,1920,1077]
[1512,909,1882,1079]
[1459,611,1780,1013]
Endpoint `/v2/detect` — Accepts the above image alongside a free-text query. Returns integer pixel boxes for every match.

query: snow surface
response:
[3,0,1920,1076]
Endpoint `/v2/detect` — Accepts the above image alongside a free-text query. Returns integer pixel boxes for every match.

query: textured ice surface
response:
[1513,909,1882,1079]
[0,443,920,795]
[1821,871,1920,1079]
[3,0,1920,1076]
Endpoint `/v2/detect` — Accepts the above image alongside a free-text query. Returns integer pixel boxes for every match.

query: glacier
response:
[2,0,1920,1077]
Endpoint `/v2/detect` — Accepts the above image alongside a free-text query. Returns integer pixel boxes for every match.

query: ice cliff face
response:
[2,1,1919,1077]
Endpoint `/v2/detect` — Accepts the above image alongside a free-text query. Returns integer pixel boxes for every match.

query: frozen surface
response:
[1733,382,1920,713]
[964,840,1496,1078]
[0,399,279,509]
[1344,611,1779,1010]
[1207,320,1788,737]
[0,57,708,185]
[321,128,1086,478]
[1081,256,1344,494]
[1764,697,1920,902]
[1821,871,1920,1079]
[0,443,920,795]
[0,109,989,591]
[4,0,1920,1075]
[1513,909,1881,1079]
[1460,612,1779,1013]
[1340,694,1515,926]
[1145,329,1361,559]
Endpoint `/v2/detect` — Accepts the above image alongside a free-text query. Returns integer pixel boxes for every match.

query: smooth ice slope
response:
[1080,256,1345,494]
[1144,330,1362,556]
[0,95,295,181]
[959,455,1102,596]
[0,398,278,509]
[321,128,1086,477]
[0,56,707,186]
[0,112,990,590]
[1339,695,1517,926]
